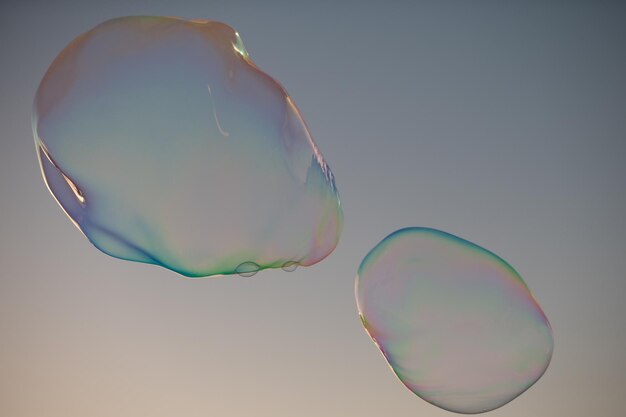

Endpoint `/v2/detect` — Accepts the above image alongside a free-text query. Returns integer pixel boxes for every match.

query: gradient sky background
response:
[1,1,625,416]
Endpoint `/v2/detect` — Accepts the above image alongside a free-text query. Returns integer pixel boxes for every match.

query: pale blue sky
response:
[1,1,625,416]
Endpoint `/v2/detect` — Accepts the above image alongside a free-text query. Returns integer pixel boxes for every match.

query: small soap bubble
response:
[33,16,343,277]
[235,261,260,277]
[281,261,299,272]
[355,228,553,414]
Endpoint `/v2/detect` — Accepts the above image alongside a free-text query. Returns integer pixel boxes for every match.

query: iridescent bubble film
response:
[355,228,553,414]
[33,16,343,277]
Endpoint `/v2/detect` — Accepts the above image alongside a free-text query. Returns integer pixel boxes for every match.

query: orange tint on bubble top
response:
[33,16,343,277]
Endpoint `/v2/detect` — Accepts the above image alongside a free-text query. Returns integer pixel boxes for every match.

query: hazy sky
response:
[1,1,625,416]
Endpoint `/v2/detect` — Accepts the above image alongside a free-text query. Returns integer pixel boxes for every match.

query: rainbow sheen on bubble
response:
[33,16,343,277]
[355,228,553,414]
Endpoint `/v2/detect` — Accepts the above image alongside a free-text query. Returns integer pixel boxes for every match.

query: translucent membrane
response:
[33,16,343,277]
[355,228,553,414]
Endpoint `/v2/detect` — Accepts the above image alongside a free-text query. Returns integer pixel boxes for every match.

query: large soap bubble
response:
[33,16,343,277]
[355,228,553,414]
